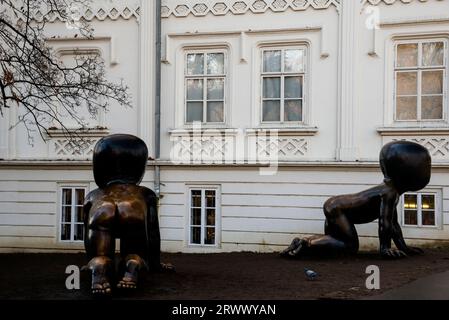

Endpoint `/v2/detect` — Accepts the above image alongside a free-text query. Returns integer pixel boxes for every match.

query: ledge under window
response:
[246,127,319,136]
[377,127,449,136]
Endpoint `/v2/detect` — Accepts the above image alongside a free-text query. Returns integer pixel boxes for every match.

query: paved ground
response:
[367,269,449,300]
[1,249,449,300]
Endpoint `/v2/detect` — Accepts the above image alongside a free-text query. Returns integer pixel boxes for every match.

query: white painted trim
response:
[57,184,89,244]
[139,0,156,152]
[185,185,222,249]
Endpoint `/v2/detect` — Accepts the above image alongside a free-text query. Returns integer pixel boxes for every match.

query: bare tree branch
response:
[0,0,132,147]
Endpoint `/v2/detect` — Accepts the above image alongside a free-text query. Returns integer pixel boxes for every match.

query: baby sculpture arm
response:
[391,208,424,256]
[379,194,407,259]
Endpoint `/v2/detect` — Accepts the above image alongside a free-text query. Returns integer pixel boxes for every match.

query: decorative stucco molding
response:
[18,0,140,23]
[362,0,445,6]
[383,136,449,161]
[161,0,341,18]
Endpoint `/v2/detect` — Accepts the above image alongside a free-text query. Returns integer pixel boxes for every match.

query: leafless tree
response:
[0,0,131,145]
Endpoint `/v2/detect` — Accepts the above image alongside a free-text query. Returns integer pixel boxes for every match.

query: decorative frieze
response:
[16,0,140,23]
[256,137,308,160]
[161,0,341,18]
[383,136,449,161]
[362,0,445,6]
[47,129,108,160]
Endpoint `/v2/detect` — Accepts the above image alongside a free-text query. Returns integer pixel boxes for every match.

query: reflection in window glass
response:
[402,193,437,227]
[60,187,85,242]
[395,40,446,121]
[261,47,305,123]
[185,52,226,123]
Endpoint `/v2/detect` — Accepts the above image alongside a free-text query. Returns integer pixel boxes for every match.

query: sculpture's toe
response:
[117,272,138,290]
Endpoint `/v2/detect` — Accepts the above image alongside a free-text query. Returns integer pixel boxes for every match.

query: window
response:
[189,188,219,246]
[60,187,87,242]
[395,39,447,121]
[185,50,226,124]
[402,192,437,227]
[261,47,306,123]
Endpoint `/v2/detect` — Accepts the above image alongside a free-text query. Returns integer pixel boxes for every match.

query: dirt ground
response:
[1,248,449,300]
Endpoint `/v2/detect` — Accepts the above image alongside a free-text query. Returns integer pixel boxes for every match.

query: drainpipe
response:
[154,0,162,198]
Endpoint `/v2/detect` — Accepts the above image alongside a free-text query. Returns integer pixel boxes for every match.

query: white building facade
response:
[1,0,449,253]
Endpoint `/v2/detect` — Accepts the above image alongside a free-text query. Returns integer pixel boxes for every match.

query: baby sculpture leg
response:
[281,202,359,258]
[84,200,116,295]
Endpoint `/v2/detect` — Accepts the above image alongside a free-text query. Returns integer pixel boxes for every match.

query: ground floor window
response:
[402,192,439,227]
[60,186,87,242]
[188,187,220,246]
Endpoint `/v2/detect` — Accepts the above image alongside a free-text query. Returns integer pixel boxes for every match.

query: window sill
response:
[46,127,110,138]
[246,126,319,136]
[169,128,240,136]
[377,126,449,136]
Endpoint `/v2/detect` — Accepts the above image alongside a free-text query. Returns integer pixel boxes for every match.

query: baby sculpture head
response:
[93,134,149,188]
[380,141,431,194]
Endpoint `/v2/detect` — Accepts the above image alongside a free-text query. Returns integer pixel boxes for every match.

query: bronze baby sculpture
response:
[281,141,431,259]
[83,134,172,295]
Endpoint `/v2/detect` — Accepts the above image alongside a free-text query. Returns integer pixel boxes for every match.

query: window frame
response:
[184,49,228,125]
[260,45,307,125]
[400,191,440,229]
[186,186,221,248]
[58,185,88,243]
[394,38,448,123]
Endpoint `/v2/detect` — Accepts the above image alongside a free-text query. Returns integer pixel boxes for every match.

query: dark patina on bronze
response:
[281,141,431,259]
[83,134,173,296]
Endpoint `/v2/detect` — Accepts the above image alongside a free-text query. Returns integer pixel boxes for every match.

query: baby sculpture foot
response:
[117,254,145,290]
[88,256,113,296]
[280,237,307,258]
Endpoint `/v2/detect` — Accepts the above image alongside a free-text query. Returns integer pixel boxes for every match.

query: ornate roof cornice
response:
[161,0,341,18]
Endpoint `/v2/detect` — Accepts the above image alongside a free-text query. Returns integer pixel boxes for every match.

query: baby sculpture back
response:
[83,134,170,296]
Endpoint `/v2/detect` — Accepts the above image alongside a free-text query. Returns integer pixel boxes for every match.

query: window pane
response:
[404,194,418,225]
[397,43,418,67]
[76,206,84,223]
[404,210,418,225]
[206,190,216,207]
[422,42,445,66]
[263,50,281,72]
[422,211,435,226]
[422,96,443,120]
[191,208,201,225]
[421,195,435,210]
[191,227,201,244]
[62,189,72,205]
[62,206,71,223]
[186,102,203,123]
[75,189,85,206]
[207,102,224,123]
[186,79,203,100]
[207,79,224,100]
[396,97,417,120]
[206,209,216,226]
[262,101,281,122]
[191,190,201,207]
[422,70,443,95]
[61,224,71,241]
[285,76,303,98]
[397,72,417,95]
[285,100,303,122]
[205,227,215,245]
[263,77,280,99]
[284,49,304,73]
[187,53,204,75]
[207,53,224,75]
[74,224,84,241]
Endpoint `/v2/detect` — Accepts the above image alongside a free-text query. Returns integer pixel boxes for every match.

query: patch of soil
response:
[1,248,449,300]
